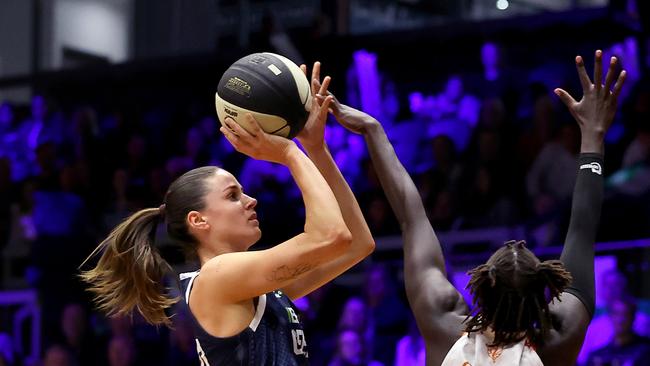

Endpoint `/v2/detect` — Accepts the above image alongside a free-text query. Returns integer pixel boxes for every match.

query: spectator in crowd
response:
[460,129,519,228]
[587,295,650,366]
[394,316,425,366]
[123,135,151,190]
[364,264,409,365]
[329,329,384,366]
[600,85,650,239]
[428,75,480,153]
[57,303,98,366]
[107,336,136,366]
[194,116,224,166]
[416,135,462,230]
[164,312,197,366]
[472,41,520,121]
[526,122,580,246]
[15,95,65,181]
[579,269,650,364]
[31,165,89,341]
[62,106,100,164]
[102,169,137,232]
[42,345,72,366]
[300,283,350,366]
[108,315,133,339]
[517,89,557,170]
[409,75,480,155]
[338,296,371,343]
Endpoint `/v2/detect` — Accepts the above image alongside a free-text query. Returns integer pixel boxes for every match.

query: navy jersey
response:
[179,271,310,366]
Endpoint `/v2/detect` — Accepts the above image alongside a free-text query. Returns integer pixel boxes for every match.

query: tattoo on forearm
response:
[267,263,314,282]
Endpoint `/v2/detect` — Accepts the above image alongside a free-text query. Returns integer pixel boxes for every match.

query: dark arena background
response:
[1,0,649,365]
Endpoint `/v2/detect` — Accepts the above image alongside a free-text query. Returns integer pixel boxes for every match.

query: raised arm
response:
[328,94,466,338]
[279,62,375,300]
[541,50,626,364]
[197,105,352,305]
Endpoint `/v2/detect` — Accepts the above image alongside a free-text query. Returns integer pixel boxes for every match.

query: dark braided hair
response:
[463,240,572,348]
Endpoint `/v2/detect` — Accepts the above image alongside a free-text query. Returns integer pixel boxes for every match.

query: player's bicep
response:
[406,267,467,337]
[548,292,591,336]
[402,218,447,276]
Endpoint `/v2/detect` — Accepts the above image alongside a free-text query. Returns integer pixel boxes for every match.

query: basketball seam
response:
[216,93,291,137]
[269,123,290,135]
[264,52,311,107]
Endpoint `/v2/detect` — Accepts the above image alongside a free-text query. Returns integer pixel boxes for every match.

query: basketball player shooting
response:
[81,62,374,366]
[319,50,626,365]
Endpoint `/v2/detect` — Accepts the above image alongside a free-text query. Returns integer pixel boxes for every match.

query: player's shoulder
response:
[200,252,248,277]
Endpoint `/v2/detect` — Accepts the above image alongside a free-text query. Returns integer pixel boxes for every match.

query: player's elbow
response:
[322,226,353,256]
[331,226,353,249]
[353,234,375,258]
[363,238,376,256]
[303,223,352,262]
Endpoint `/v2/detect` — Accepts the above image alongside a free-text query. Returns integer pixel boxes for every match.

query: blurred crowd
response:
[1,39,650,365]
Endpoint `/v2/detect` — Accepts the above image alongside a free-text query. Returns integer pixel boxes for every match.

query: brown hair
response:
[80,166,219,326]
[464,240,572,348]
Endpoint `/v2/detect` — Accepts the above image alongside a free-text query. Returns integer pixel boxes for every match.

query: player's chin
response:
[241,230,262,250]
[250,227,262,243]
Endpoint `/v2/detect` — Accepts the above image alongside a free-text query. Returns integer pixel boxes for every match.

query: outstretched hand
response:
[296,61,334,150]
[220,114,297,165]
[555,50,627,151]
[315,91,379,135]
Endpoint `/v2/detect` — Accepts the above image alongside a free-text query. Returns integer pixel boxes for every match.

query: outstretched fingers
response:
[318,76,331,97]
[612,70,627,99]
[604,56,618,92]
[594,50,603,91]
[316,92,341,115]
[554,88,577,108]
[576,55,592,92]
[318,95,334,121]
[311,61,321,95]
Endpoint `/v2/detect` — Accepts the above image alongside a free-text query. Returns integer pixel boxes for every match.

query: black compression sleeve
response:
[560,153,604,319]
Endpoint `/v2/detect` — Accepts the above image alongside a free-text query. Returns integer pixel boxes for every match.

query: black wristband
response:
[577,153,604,176]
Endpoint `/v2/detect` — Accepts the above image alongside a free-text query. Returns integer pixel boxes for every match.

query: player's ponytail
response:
[536,259,572,300]
[80,207,178,326]
[81,166,219,326]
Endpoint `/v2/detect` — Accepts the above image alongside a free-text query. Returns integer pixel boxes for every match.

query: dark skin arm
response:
[327,50,626,366]
[324,94,467,366]
[539,50,626,365]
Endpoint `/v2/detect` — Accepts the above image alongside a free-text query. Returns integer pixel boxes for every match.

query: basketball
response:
[215,52,312,139]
